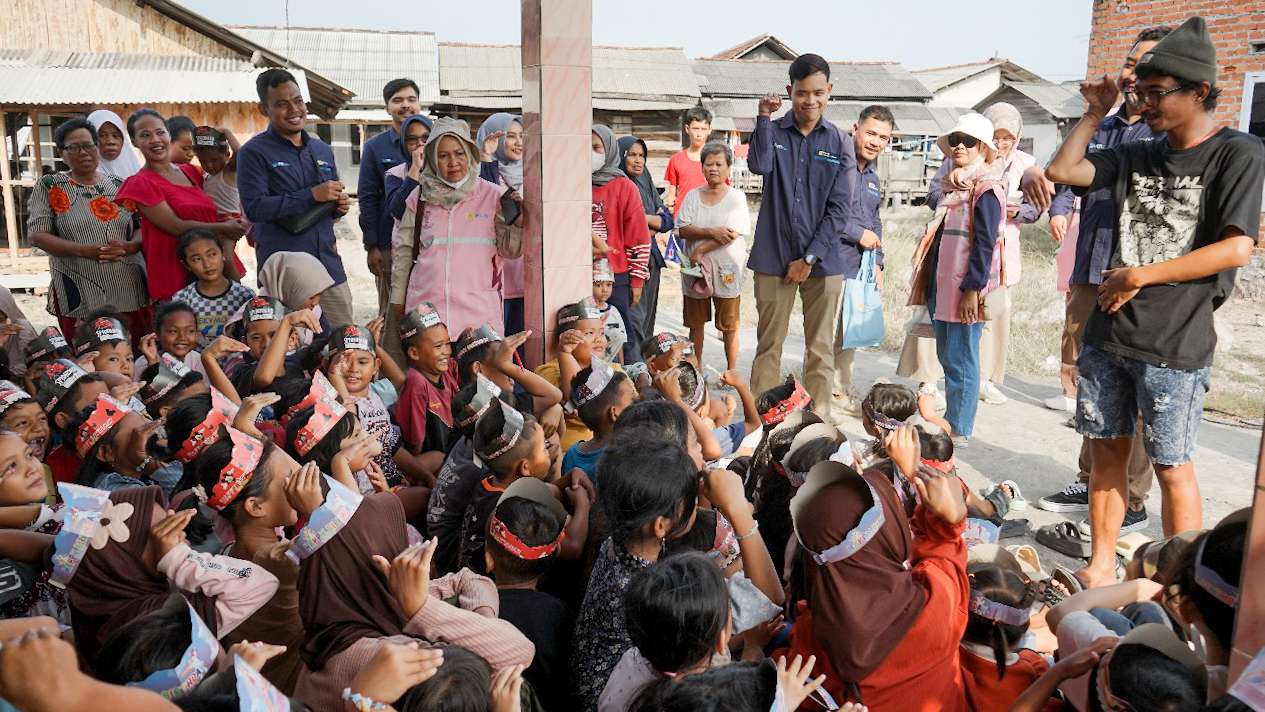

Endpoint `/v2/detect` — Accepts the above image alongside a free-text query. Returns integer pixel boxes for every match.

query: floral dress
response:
[570,539,653,712]
[25,171,149,319]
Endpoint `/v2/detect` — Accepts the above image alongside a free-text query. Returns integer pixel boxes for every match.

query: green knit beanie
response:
[1136,16,1217,86]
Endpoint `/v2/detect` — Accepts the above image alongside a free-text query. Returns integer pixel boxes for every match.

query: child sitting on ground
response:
[137,353,207,421]
[959,565,1049,712]
[453,324,563,431]
[562,358,636,480]
[136,301,206,378]
[172,229,253,347]
[324,322,408,487]
[535,300,626,451]
[283,373,385,495]
[22,326,71,396]
[591,259,627,363]
[396,302,461,483]
[74,312,133,379]
[0,379,51,465]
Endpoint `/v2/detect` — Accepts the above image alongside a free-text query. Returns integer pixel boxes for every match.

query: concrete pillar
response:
[519,0,593,366]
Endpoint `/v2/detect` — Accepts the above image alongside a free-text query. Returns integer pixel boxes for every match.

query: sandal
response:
[1036,521,1093,558]
[998,518,1031,540]
[1000,480,1028,512]
[1051,565,1086,595]
[1006,544,1046,579]
[1116,532,1151,561]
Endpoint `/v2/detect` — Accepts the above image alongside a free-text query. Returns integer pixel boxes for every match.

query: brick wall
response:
[1087,0,1265,128]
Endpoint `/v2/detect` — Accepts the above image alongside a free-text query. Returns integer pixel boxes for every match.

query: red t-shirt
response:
[592,178,650,287]
[397,361,461,454]
[115,164,244,302]
[664,150,707,217]
[45,445,81,487]
[960,647,1053,712]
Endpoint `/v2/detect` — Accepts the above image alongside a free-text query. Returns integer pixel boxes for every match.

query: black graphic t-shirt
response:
[1080,128,1264,368]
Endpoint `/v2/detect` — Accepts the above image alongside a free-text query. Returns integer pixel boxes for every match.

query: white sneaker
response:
[1043,394,1076,412]
[919,383,947,413]
[979,382,1008,405]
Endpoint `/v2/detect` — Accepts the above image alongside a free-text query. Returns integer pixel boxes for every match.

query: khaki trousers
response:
[751,273,843,422]
[320,280,355,329]
[979,285,1011,384]
[832,279,855,395]
[897,333,944,384]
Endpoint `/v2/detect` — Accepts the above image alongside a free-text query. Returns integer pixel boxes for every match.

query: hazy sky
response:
[178,0,1095,80]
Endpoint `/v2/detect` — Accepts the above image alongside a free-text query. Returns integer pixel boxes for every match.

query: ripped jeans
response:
[1074,343,1210,466]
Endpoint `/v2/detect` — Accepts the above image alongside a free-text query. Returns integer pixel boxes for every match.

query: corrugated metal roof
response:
[0,50,310,105]
[913,59,1045,93]
[231,26,441,106]
[703,98,961,137]
[439,43,700,103]
[692,59,932,101]
[1002,81,1084,119]
[431,95,693,112]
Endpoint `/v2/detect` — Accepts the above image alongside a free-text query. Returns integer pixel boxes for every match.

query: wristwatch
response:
[803,253,819,266]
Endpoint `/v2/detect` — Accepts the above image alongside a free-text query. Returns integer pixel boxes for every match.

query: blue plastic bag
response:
[840,250,885,349]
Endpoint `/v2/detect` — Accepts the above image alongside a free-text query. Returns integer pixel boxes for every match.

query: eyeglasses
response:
[404,136,428,148]
[947,133,979,149]
[1136,84,1186,105]
[61,142,97,154]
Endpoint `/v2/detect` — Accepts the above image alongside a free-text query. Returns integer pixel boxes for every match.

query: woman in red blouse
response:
[115,109,245,302]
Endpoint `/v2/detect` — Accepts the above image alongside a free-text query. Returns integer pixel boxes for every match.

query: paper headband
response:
[75,394,130,457]
[968,590,1031,626]
[921,457,955,474]
[0,380,32,418]
[489,515,565,560]
[592,258,614,282]
[572,357,615,407]
[790,463,885,567]
[478,400,526,462]
[1229,643,1265,711]
[192,125,224,148]
[142,353,194,405]
[293,371,347,457]
[50,482,121,587]
[207,427,265,510]
[761,379,811,426]
[650,332,692,357]
[556,301,601,328]
[175,388,238,463]
[286,474,363,564]
[459,375,502,428]
[25,326,69,362]
[1194,531,1240,607]
[400,302,443,342]
[779,423,843,488]
[245,296,287,324]
[861,395,904,431]
[330,324,376,354]
[38,358,88,413]
[490,478,568,560]
[455,324,502,360]
[76,316,126,355]
[129,601,218,699]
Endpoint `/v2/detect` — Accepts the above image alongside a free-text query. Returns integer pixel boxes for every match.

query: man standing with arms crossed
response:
[832,105,892,416]
[747,53,857,421]
[1024,28,1172,545]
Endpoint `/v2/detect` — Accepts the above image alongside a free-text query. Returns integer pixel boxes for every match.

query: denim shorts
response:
[1075,343,1210,466]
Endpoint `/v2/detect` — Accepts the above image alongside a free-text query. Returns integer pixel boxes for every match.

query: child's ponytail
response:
[963,565,1035,681]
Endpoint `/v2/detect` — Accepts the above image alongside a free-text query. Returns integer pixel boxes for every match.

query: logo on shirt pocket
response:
[813,150,840,165]
[269,161,292,169]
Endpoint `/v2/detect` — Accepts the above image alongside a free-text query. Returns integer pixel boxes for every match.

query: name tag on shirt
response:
[813,149,840,165]
[269,161,292,169]
[866,180,881,196]
[381,157,398,165]
[773,142,788,151]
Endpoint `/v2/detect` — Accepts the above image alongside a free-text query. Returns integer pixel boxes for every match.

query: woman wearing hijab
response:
[592,125,651,363]
[390,117,523,338]
[293,490,534,711]
[618,136,674,346]
[477,113,528,337]
[253,251,335,342]
[384,115,434,226]
[780,434,969,711]
[86,110,142,180]
[908,113,1005,445]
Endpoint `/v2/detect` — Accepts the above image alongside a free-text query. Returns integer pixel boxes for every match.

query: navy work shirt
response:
[357,128,408,250]
[840,158,885,279]
[237,125,348,284]
[746,112,857,278]
[1050,112,1156,286]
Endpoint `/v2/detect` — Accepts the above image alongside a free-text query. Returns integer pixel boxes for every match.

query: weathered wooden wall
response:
[3,0,240,59]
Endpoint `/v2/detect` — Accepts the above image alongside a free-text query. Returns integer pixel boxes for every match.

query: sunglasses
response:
[946,133,979,149]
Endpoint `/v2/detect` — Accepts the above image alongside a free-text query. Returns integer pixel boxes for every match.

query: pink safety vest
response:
[909,180,1006,323]
[998,150,1036,287]
[404,179,506,336]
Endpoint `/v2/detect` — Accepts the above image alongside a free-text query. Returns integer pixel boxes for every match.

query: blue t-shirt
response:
[561,442,604,479]
[713,422,749,459]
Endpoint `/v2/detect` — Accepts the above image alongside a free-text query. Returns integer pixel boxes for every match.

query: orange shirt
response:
[960,647,1051,712]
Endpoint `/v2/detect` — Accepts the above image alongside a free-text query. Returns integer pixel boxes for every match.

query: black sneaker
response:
[1077,508,1150,536]
[1037,482,1089,512]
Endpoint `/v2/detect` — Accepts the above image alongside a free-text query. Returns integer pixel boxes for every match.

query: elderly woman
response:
[115,109,245,302]
[86,110,141,179]
[391,117,523,337]
[27,118,150,350]
[908,113,1005,446]
[676,141,750,371]
[618,135,675,346]
[477,113,527,336]
[592,124,651,362]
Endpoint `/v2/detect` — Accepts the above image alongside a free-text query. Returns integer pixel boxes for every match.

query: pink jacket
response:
[909,180,1007,323]
[157,542,280,637]
[391,179,507,337]
[997,150,1036,287]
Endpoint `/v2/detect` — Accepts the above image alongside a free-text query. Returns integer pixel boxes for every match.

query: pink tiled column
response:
[1230,426,1265,681]
[520,0,593,366]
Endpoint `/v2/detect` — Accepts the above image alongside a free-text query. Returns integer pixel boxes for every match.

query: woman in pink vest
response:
[390,117,523,338]
[908,113,1005,446]
[977,102,1041,406]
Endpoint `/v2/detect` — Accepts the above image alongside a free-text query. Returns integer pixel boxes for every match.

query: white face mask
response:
[591,151,606,173]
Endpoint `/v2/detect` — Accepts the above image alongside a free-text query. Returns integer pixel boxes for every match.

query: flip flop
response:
[1051,565,1086,595]
[1036,521,1093,558]
[1116,532,1151,561]
[998,518,1031,540]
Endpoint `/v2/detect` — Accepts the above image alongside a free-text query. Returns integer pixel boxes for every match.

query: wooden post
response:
[29,111,42,176]
[0,112,19,270]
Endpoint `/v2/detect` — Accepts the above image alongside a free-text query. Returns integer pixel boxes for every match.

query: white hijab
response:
[86,110,142,179]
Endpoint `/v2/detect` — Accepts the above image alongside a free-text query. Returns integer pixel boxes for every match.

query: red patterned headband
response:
[207,427,265,510]
[488,514,565,560]
[176,388,238,463]
[75,394,130,457]
[294,371,347,457]
[760,379,811,426]
[920,457,955,474]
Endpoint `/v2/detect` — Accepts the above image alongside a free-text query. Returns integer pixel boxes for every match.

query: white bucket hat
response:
[937,112,998,156]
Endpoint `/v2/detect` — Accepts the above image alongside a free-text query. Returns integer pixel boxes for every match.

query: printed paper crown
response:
[650,332,693,356]
[455,324,502,361]
[968,590,1032,626]
[556,300,601,328]
[490,478,568,561]
[76,316,126,356]
[0,380,32,418]
[207,427,265,510]
[293,371,347,456]
[25,326,70,363]
[330,323,375,354]
[678,360,705,410]
[861,394,904,432]
[572,357,615,407]
[75,394,130,457]
[285,474,363,564]
[790,462,886,566]
[475,399,526,462]
[592,258,614,282]
[245,296,287,324]
[234,653,291,712]
[37,358,89,413]
[761,378,811,427]
[175,388,238,463]
[49,482,115,587]
[459,375,503,428]
[129,601,218,699]
[142,353,194,405]
[400,302,443,342]
[192,125,224,149]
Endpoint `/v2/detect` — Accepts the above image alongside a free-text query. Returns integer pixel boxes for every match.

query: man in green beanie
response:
[1046,15,1265,588]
